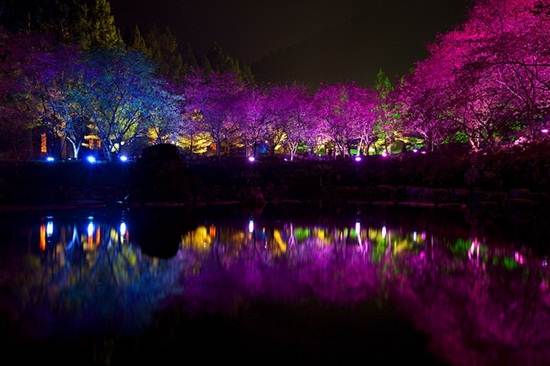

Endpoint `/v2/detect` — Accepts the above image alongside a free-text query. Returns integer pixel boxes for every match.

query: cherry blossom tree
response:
[83,50,182,159]
[313,83,377,157]
[275,85,316,161]
[184,72,244,157]
[237,86,271,157]
[399,0,550,151]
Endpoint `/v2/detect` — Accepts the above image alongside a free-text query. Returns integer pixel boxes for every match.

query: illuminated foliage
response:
[313,83,378,157]
[398,0,550,151]
[183,72,244,157]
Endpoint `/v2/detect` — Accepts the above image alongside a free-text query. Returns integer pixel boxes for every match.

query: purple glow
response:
[354,156,362,162]
[413,149,419,153]
[248,156,256,163]
[3,216,550,366]
[542,129,549,134]
[515,251,525,265]
[381,151,388,158]
[421,151,427,155]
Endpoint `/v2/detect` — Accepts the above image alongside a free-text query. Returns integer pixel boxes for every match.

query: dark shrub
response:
[132,144,191,202]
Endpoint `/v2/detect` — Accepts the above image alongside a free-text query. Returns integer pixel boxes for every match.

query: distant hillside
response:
[253,0,470,87]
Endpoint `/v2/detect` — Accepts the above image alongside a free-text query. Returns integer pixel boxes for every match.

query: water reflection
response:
[1,212,550,364]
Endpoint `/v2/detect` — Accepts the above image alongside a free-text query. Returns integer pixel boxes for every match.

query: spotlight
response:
[120,222,127,237]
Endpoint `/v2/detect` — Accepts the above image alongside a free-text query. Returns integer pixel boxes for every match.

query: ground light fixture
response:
[354,156,362,162]
[86,155,97,164]
[119,155,129,162]
[46,156,55,162]
[248,156,256,163]
[120,222,127,237]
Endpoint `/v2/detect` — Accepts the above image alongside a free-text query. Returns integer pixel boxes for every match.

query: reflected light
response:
[381,226,387,238]
[355,221,361,233]
[248,220,254,233]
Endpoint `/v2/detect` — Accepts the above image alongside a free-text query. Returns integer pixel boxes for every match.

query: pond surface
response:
[0,206,549,365]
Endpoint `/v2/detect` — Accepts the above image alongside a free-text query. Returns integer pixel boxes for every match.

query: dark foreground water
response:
[0,206,549,365]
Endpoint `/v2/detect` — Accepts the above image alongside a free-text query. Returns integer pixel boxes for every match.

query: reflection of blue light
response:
[87,222,95,236]
[120,222,127,237]
[86,155,97,164]
[119,155,128,162]
[46,221,54,237]
[46,156,55,162]
[248,220,254,233]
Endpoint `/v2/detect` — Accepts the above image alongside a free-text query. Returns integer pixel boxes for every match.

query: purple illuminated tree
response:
[400,0,550,150]
[313,83,377,157]
[184,72,244,157]
[238,86,271,157]
[274,85,316,161]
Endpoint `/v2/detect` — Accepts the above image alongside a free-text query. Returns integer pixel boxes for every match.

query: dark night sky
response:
[110,0,472,86]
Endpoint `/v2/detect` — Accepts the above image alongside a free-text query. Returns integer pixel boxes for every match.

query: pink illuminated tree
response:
[400,0,550,151]
[313,83,377,157]
[184,72,245,157]
[275,85,316,161]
